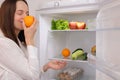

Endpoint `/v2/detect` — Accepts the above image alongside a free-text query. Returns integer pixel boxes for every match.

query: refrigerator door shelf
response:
[96,59,120,80]
[97,0,120,29]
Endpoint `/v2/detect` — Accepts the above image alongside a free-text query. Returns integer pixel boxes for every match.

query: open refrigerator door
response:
[96,0,120,80]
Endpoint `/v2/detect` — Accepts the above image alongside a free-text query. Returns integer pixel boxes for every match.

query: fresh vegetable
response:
[78,52,88,60]
[51,19,69,30]
[71,48,84,60]
[71,48,88,60]
[51,19,56,30]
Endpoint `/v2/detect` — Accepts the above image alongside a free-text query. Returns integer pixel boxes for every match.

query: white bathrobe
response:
[0,30,43,80]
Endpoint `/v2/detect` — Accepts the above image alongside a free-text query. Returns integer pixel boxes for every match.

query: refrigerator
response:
[35,0,120,80]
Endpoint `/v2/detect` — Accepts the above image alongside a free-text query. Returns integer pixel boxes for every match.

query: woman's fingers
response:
[31,18,38,29]
[22,20,27,30]
[50,60,67,70]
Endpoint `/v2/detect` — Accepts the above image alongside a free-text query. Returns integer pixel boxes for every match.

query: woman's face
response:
[14,1,29,32]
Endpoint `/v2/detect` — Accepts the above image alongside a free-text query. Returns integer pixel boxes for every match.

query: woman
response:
[0,0,66,80]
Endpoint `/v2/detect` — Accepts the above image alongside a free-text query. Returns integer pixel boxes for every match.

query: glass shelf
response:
[50,57,88,63]
[49,53,96,63]
[48,27,120,32]
[49,55,88,63]
[48,29,96,32]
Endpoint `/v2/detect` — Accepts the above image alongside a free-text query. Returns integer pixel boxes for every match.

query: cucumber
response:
[71,48,88,60]
[71,48,84,60]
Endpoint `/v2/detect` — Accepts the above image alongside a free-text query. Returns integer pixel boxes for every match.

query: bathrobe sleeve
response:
[0,37,43,80]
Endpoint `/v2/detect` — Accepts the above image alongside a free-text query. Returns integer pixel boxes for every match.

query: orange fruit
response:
[91,45,96,56]
[61,48,70,58]
[24,16,34,28]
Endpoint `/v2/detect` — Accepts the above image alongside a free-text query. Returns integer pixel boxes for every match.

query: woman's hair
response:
[0,0,28,46]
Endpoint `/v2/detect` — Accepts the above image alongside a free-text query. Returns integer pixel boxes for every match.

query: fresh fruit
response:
[24,16,34,28]
[76,22,86,29]
[69,22,77,29]
[91,45,96,56]
[61,48,70,58]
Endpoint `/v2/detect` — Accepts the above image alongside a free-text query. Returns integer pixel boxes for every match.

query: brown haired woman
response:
[0,0,66,80]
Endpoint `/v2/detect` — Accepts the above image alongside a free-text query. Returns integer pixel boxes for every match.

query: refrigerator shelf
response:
[48,29,96,32]
[49,57,88,63]
[49,27,120,32]
[49,55,88,63]
[49,53,96,63]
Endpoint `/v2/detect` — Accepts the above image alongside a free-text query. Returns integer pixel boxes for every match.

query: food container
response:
[57,67,83,80]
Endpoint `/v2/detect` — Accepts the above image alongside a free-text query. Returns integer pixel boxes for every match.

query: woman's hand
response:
[43,60,67,72]
[22,18,38,46]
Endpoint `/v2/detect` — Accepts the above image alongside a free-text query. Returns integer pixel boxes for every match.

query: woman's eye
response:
[17,11,23,15]
[16,10,29,16]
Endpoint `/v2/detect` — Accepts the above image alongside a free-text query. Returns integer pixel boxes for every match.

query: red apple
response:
[76,22,86,29]
[69,22,77,29]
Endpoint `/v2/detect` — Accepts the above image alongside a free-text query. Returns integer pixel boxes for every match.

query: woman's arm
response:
[0,38,40,80]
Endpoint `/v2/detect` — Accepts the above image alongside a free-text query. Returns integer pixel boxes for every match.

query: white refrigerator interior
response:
[36,0,120,80]
[38,13,96,80]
